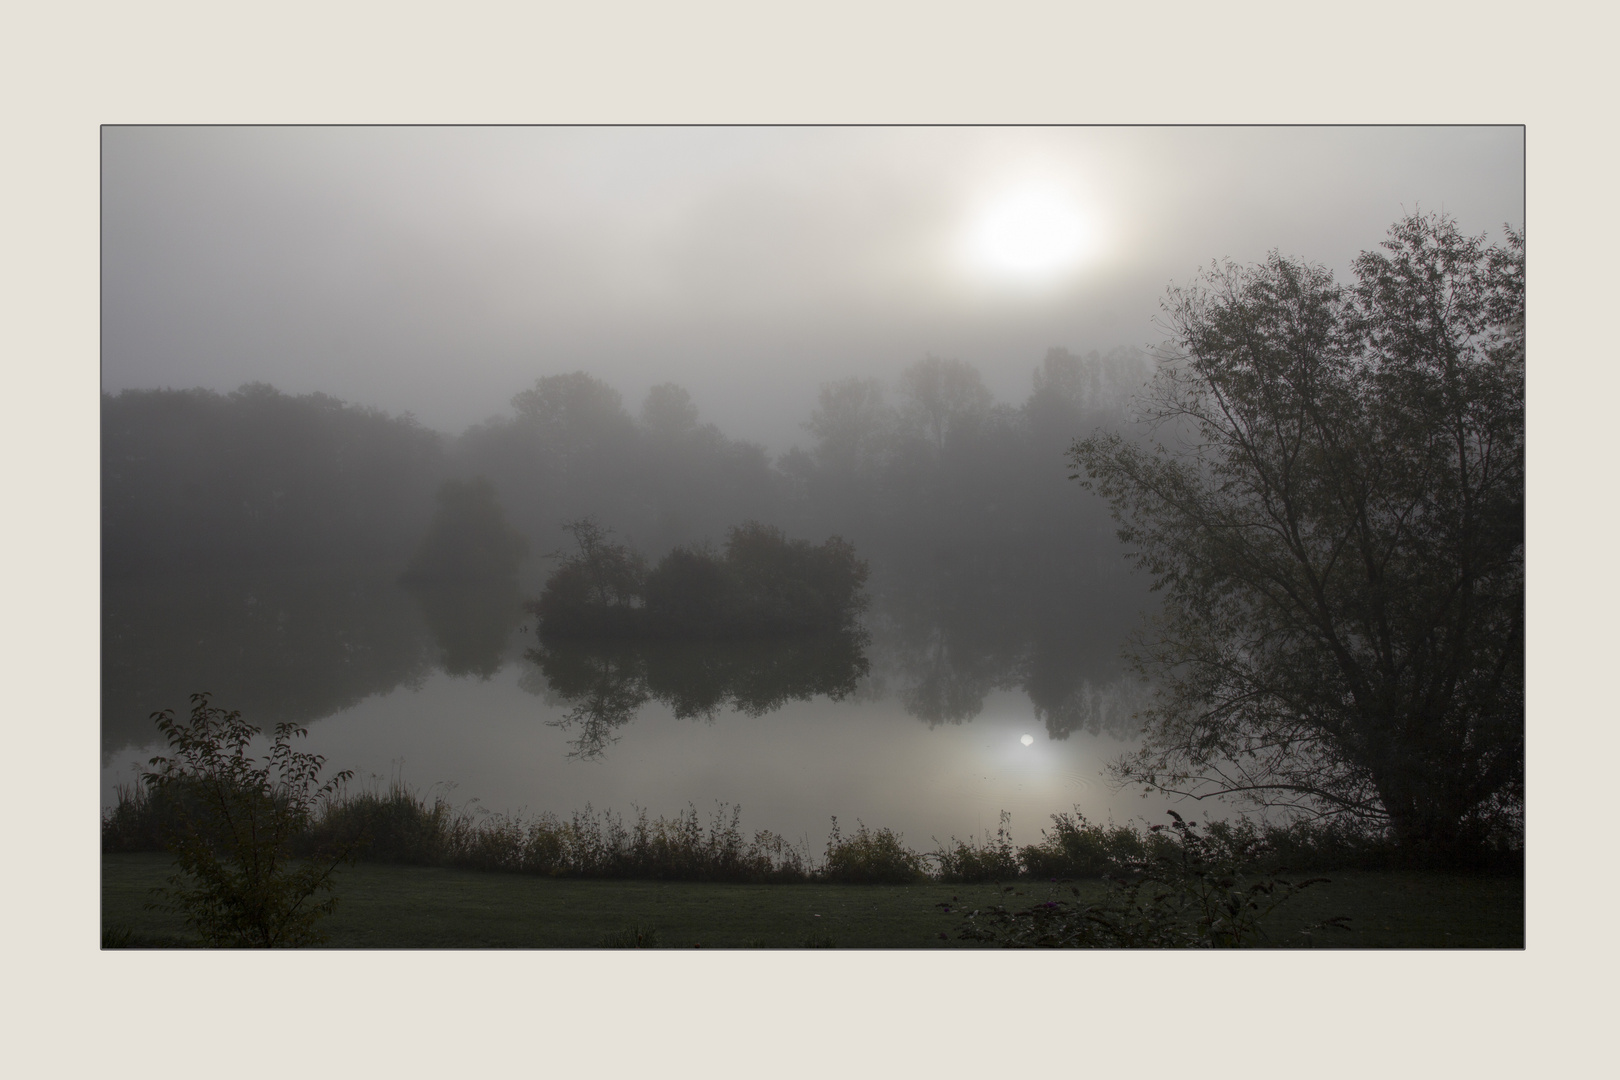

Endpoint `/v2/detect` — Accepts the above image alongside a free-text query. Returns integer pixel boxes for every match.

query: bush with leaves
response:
[822,817,927,883]
[141,693,358,947]
[931,811,1022,883]
[1016,811,1154,878]
[954,811,1347,948]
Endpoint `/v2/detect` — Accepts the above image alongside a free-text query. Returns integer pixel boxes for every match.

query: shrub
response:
[140,693,357,947]
[1242,817,1412,872]
[1016,811,1153,878]
[931,811,1021,883]
[957,811,1347,948]
[822,817,927,883]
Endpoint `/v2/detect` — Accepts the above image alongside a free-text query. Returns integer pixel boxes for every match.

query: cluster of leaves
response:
[930,811,1022,883]
[1016,811,1152,878]
[138,693,358,947]
[531,519,869,638]
[954,811,1348,948]
[821,817,929,884]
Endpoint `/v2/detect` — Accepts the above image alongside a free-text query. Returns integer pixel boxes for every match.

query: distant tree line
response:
[104,351,1149,597]
[102,349,1153,750]
[102,382,445,581]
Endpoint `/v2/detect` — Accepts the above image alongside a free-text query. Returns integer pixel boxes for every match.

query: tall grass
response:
[310,779,819,882]
[101,781,174,854]
[435,802,815,882]
[105,778,1458,884]
[930,812,1016,882]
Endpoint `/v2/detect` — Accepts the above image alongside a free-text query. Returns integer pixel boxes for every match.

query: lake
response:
[100,568,1180,850]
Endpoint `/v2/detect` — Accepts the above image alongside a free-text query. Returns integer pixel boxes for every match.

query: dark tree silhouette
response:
[1070,213,1524,861]
[530,520,648,638]
[530,520,868,639]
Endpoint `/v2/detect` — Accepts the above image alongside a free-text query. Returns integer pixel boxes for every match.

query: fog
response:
[102,126,1523,450]
[101,126,1524,843]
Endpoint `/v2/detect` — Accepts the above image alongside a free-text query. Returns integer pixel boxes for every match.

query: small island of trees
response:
[530,519,869,639]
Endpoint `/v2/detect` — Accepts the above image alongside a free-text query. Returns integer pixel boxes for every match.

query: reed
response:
[107,776,1482,885]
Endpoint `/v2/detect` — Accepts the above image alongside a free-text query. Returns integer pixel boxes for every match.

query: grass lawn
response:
[102,853,1522,949]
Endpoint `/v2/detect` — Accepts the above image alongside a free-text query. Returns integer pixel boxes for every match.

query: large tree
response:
[1070,214,1523,860]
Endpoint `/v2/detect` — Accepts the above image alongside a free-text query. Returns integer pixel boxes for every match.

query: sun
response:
[963,185,1094,281]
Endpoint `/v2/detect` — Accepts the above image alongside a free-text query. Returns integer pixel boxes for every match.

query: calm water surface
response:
[101,574,1184,847]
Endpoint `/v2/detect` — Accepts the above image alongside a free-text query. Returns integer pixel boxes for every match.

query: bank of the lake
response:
[101,854,1523,949]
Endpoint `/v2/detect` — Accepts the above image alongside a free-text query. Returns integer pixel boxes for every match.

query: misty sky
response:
[102,126,1523,451]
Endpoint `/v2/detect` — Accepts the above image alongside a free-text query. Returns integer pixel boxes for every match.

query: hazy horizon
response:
[102,125,1524,451]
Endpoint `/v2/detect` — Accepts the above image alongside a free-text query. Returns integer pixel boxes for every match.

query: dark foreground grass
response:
[103,853,1522,949]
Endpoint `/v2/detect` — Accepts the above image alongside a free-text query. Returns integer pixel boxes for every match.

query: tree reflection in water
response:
[523,586,1147,761]
[102,571,435,758]
[523,631,871,759]
[864,571,1147,741]
[405,579,523,679]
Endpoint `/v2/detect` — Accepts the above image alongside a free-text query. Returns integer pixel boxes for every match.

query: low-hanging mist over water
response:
[100,350,1160,841]
[101,125,1525,846]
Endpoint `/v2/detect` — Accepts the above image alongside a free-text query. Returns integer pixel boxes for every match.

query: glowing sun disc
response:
[969,188,1091,277]
[1020,734,1035,746]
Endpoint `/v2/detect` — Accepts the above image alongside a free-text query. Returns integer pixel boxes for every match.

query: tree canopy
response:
[529,520,869,639]
[1069,213,1524,862]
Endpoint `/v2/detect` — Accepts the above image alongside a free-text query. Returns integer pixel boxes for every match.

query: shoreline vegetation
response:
[102,778,1523,949]
[101,692,1520,948]
[103,774,1520,885]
